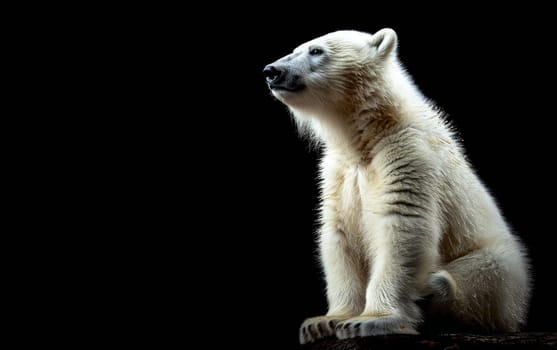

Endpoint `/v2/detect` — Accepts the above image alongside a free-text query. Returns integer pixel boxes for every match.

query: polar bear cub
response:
[263,29,531,344]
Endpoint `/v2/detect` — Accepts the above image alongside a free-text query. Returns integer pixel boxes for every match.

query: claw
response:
[299,316,349,344]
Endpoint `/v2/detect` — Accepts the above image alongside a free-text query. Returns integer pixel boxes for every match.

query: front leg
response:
[336,163,439,339]
[300,225,367,344]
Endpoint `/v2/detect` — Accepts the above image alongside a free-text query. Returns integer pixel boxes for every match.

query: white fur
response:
[266,29,531,344]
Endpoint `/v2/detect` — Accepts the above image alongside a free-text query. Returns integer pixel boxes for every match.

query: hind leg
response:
[427,244,530,332]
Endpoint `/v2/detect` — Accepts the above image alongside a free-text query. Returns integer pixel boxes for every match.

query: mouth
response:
[269,83,306,92]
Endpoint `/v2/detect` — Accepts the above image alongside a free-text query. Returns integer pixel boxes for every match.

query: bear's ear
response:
[369,28,397,59]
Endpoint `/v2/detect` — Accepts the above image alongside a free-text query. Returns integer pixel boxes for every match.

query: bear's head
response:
[264,29,398,117]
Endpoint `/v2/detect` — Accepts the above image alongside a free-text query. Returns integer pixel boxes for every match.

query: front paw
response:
[335,315,418,339]
[299,316,347,344]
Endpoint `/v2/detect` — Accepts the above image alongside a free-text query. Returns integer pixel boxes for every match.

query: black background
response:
[118,7,556,348]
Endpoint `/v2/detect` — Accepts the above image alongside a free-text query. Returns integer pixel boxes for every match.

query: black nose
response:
[263,65,283,84]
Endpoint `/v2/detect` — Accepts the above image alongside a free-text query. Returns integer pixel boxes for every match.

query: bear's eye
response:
[309,47,323,56]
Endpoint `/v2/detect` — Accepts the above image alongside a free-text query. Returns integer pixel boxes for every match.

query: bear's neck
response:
[315,103,398,162]
[312,64,429,163]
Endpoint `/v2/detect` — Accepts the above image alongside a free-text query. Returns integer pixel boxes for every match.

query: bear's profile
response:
[263,29,531,344]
